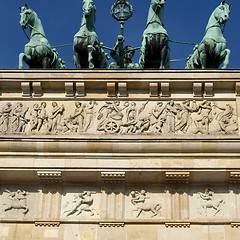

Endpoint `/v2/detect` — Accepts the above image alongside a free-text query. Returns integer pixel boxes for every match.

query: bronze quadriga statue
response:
[18,1,233,70]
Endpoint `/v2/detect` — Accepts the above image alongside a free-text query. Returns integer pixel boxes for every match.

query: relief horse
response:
[73,0,108,69]
[19,5,64,69]
[139,0,170,69]
[132,201,162,218]
[199,198,224,216]
[186,1,231,69]
[3,190,29,215]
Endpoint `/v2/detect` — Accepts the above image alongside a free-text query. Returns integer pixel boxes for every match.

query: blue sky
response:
[0,0,238,69]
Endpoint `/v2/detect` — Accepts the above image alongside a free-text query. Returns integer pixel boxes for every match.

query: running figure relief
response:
[3,190,29,216]
[130,190,162,218]
[64,191,98,217]
[198,188,225,217]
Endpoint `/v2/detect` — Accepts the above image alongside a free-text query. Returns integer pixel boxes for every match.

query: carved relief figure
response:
[162,100,177,134]
[120,102,138,134]
[64,191,97,217]
[68,102,84,133]
[83,100,97,132]
[198,188,225,216]
[133,101,150,133]
[3,190,29,215]
[193,100,212,134]
[30,103,40,132]
[48,102,64,133]
[149,102,165,133]
[11,102,29,133]
[130,190,162,218]
[211,103,238,134]
[36,102,48,132]
[0,102,12,133]
[97,101,125,133]
[175,100,197,133]
[30,102,48,133]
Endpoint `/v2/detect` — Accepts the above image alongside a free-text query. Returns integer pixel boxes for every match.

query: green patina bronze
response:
[18,5,65,69]
[139,0,170,69]
[109,35,139,69]
[186,1,231,69]
[73,0,108,69]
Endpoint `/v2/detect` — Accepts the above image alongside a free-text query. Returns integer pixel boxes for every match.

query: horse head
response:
[19,4,36,29]
[151,0,166,13]
[214,1,231,24]
[82,0,96,18]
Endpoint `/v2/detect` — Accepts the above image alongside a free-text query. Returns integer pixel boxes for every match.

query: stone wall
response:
[0,70,240,239]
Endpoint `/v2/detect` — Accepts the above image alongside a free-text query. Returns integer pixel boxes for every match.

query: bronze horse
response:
[19,5,64,69]
[186,1,231,69]
[73,0,107,69]
[139,0,170,69]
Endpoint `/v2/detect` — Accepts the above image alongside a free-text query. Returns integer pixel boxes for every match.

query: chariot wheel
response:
[104,120,120,134]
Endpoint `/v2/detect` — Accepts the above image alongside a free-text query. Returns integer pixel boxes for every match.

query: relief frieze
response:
[2,189,29,216]
[0,186,234,221]
[130,190,163,218]
[197,188,225,217]
[0,100,238,135]
[63,191,98,218]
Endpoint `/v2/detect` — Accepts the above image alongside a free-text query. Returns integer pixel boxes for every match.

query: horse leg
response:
[213,207,220,216]
[85,208,95,216]
[139,36,147,68]
[212,203,221,216]
[199,43,209,69]
[4,205,12,212]
[150,208,158,217]
[221,49,231,69]
[74,51,81,69]
[42,57,52,69]
[158,36,167,69]
[19,53,32,69]
[76,209,83,216]
[87,45,94,69]
[23,206,29,215]
[159,45,168,69]
[65,205,79,217]
[19,53,25,69]
[136,208,143,218]
[204,206,208,216]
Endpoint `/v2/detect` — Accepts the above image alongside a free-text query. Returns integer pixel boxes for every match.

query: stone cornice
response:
[0,70,239,99]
